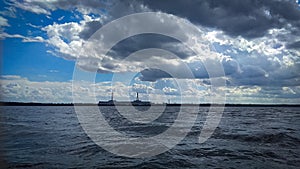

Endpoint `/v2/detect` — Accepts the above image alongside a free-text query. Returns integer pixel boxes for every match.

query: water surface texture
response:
[0,106,299,168]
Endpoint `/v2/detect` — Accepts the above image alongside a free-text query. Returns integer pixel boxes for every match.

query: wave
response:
[215,132,300,145]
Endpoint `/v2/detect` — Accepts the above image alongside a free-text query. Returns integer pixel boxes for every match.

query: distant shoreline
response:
[0,102,299,107]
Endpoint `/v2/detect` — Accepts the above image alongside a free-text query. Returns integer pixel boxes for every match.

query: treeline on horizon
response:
[0,102,299,107]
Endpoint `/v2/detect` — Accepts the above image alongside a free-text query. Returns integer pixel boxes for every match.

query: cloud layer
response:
[1,0,300,103]
[1,75,299,104]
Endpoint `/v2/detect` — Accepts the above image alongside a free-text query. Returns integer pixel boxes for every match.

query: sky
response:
[0,0,300,104]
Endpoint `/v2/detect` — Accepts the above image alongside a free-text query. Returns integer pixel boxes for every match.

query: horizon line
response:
[1,101,300,107]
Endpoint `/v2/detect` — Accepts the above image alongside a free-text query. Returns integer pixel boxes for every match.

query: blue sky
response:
[0,0,300,104]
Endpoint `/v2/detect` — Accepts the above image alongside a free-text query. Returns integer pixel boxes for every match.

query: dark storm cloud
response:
[79,20,103,40]
[286,41,300,49]
[9,0,300,39]
[107,34,194,60]
[228,63,300,87]
[78,1,148,40]
[259,86,300,99]
[140,69,172,82]
[7,0,300,88]
[139,59,241,81]
[51,0,300,41]
[221,58,240,76]
[141,0,300,38]
[140,60,300,87]
[239,65,267,78]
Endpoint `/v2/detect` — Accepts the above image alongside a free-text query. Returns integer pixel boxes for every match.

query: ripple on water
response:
[0,106,299,168]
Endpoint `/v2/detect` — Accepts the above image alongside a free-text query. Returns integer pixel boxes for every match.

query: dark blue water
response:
[0,106,299,168]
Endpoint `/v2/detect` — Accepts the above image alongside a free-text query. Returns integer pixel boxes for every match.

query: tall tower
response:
[136,92,139,101]
[111,91,114,101]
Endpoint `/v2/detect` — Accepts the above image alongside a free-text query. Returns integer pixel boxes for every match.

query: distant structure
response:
[131,92,151,106]
[98,91,115,106]
[98,92,151,106]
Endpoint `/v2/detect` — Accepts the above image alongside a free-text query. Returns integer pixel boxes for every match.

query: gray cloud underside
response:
[108,34,194,60]
[6,0,300,39]
[287,41,300,49]
[74,0,300,39]
[141,0,300,38]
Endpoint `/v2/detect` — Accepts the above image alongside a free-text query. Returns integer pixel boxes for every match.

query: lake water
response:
[0,106,299,168]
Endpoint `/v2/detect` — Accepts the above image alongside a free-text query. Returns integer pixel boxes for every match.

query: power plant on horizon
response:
[98,92,151,106]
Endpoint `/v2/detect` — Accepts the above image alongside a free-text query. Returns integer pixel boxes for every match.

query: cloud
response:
[49,70,59,73]
[7,0,300,39]
[0,75,24,80]
[138,57,241,82]
[0,75,73,103]
[0,75,202,103]
[203,27,300,86]
[0,32,45,42]
[6,1,41,15]
[286,41,300,49]
[131,83,154,93]
[141,0,300,39]
[42,12,210,72]
[108,34,194,60]
[38,5,299,89]
[1,0,300,103]
[140,69,171,82]
[162,87,179,95]
[7,0,114,15]
[0,16,10,27]
[1,74,299,104]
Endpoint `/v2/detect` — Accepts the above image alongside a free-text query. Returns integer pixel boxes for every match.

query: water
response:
[0,106,299,168]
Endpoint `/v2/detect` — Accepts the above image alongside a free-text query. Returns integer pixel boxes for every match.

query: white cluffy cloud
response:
[0,75,209,103]
[1,75,299,104]
[42,12,227,79]
[0,16,10,27]
[0,32,45,42]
